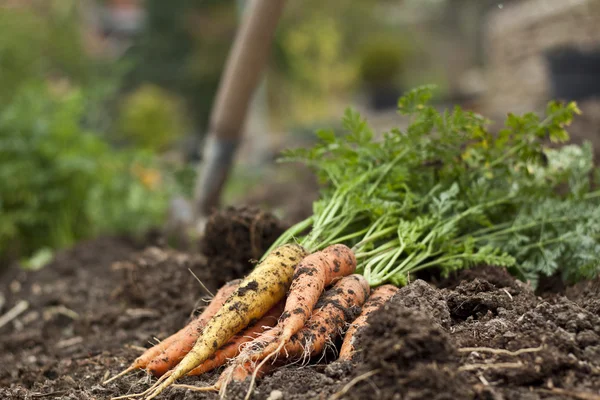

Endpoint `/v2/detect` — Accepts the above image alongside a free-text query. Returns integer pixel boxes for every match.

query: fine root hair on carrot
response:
[145,279,241,377]
[102,366,137,385]
[110,372,170,400]
[172,383,219,392]
[187,267,215,298]
[142,244,308,400]
[246,244,357,365]
[103,279,240,385]
[186,301,284,377]
[241,274,370,400]
[216,361,277,400]
[338,284,399,362]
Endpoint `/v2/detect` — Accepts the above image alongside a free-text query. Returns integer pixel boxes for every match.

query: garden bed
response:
[1,207,599,400]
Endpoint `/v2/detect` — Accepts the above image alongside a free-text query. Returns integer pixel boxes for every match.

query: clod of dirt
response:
[359,298,454,371]
[395,279,451,328]
[342,296,472,400]
[200,206,287,265]
[566,276,600,315]
[438,265,519,290]
[446,278,535,322]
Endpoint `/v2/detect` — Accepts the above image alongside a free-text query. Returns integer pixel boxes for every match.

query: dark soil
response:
[200,205,287,264]
[1,209,600,400]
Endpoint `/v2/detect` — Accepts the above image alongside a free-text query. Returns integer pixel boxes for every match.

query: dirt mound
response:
[2,211,600,400]
[565,276,600,315]
[446,277,536,322]
[395,279,451,328]
[449,277,600,400]
[345,296,470,400]
[438,264,518,290]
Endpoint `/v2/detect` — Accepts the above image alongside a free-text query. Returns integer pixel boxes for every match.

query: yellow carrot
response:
[142,244,307,400]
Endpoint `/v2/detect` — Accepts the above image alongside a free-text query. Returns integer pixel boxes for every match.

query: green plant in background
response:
[0,9,45,107]
[0,84,106,260]
[124,0,238,138]
[0,1,91,107]
[0,83,178,266]
[357,35,408,88]
[86,151,174,236]
[116,84,189,152]
[275,14,358,124]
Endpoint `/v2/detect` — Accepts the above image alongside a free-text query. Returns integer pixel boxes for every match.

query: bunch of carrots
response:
[105,156,406,399]
[105,86,600,399]
[105,243,399,400]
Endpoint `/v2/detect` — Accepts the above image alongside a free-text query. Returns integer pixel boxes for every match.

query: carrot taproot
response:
[338,284,399,361]
[174,275,370,400]
[275,274,369,359]
[171,361,277,396]
[232,274,370,400]
[102,279,240,385]
[185,300,285,377]
[142,243,308,400]
[247,244,356,362]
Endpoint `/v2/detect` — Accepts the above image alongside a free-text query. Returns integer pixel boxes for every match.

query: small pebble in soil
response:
[266,390,283,400]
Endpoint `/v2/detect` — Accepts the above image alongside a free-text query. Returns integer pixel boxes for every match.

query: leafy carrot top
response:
[274,86,600,287]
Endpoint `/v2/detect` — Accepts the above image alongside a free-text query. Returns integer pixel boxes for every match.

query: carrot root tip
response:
[103,365,136,385]
[110,372,169,400]
[172,383,219,392]
[143,374,176,400]
[244,341,284,400]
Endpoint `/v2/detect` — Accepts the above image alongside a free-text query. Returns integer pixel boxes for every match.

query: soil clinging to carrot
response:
[1,208,600,399]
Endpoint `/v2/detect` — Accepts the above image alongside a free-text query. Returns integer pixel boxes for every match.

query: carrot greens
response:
[275,86,600,287]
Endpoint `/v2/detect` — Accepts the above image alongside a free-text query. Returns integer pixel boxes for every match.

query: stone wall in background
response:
[483,0,600,159]
[483,0,600,116]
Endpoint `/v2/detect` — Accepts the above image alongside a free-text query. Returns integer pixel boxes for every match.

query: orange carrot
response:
[186,301,285,377]
[338,284,399,361]
[103,279,240,384]
[249,244,356,361]
[224,274,370,400]
[278,274,370,358]
[178,275,370,399]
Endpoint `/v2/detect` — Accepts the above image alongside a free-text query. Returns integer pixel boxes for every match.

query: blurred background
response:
[1,0,599,268]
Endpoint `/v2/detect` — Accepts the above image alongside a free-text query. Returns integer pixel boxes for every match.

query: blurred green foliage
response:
[358,35,409,87]
[0,2,197,266]
[0,2,90,107]
[116,84,189,152]
[267,0,420,128]
[0,83,177,263]
[124,0,237,135]
[0,0,463,266]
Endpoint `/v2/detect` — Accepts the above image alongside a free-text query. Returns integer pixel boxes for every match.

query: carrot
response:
[186,300,285,377]
[338,284,399,361]
[102,279,240,384]
[175,274,370,400]
[230,274,370,400]
[277,274,370,359]
[248,244,356,362]
[142,243,307,400]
